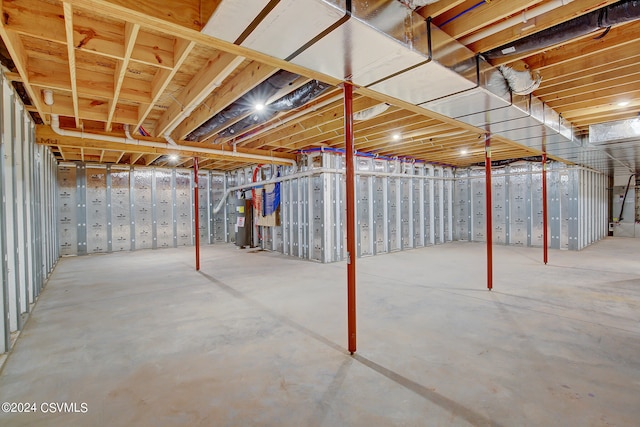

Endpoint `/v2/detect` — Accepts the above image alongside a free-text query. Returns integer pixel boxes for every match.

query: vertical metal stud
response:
[0,76,9,353]
[106,165,113,253]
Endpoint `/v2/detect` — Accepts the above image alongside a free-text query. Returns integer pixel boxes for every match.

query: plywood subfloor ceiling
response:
[0,0,638,171]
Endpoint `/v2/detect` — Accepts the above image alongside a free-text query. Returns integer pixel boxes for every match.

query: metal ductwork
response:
[483,0,640,61]
[217,79,332,140]
[186,70,300,141]
[201,0,604,168]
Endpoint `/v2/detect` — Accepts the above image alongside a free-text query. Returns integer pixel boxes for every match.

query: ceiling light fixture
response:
[460,148,468,156]
[255,103,265,111]
[392,133,401,141]
[169,154,179,162]
[617,101,630,107]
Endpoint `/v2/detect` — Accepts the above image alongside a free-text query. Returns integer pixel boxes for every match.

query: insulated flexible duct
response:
[185,70,300,141]
[217,79,332,139]
[483,0,640,61]
[498,66,542,96]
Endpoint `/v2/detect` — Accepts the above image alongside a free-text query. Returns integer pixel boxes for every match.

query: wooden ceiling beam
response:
[536,64,640,97]
[154,51,243,137]
[541,74,640,104]
[198,77,312,143]
[130,29,174,69]
[2,0,66,44]
[0,20,47,122]
[245,96,394,149]
[130,152,144,165]
[522,22,640,71]
[116,150,126,163]
[245,97,384,150]
[171,61,278,140]
[106,21,140,131]
[439,0,542,40]
[561,98,640,119]
[65,0,343,87]
[416,0,467,19]
[466,0,619,54]
[538,42,640,83]
[35,125,298,165]
[143,153,161,165]
[548,86,640,112]
[136,38,196,132]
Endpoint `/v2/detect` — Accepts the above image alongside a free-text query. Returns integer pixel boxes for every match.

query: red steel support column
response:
[485,134,493,290]
[542,152,548,265]
[194,157,200,271]
[344,82,357,354]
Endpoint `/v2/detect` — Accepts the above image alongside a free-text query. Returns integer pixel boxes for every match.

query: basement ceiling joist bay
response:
[1,0,639,173]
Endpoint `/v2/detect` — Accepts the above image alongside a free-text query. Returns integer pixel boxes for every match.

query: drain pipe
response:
[49,114,297,167]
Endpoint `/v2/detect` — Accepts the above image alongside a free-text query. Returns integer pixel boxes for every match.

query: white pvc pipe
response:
[49,114,297,167]
[211,164,457,214]
[211,167,345,213]
[161,55,245,144]
[460,0,575,46]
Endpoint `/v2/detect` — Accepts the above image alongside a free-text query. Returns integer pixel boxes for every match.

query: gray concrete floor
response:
[0,238,639,426]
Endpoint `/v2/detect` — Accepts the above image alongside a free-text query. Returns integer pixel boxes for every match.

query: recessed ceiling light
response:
[169,154,179,162]
[392,133,401,141]
[460,148,468,155]
[255,103,265,111]
[617,101,630,107]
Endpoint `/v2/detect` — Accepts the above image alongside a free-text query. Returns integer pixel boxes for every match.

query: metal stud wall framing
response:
[245,153,455,263]
[1,74,58,354]
[55,164,228,255]
[455,162,606,250]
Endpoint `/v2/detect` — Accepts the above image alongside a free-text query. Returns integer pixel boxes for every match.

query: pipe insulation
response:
[49,115,297,166]
[186,70,300,142]
[483,0,640,61]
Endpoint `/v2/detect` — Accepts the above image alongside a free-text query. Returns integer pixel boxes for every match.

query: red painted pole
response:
[542,152,548,265]
[485,134,493,290]
[194,157,200,271]
[344,82,357,354]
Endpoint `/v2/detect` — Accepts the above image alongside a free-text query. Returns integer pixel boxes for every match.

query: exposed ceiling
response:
[0,0,638,174]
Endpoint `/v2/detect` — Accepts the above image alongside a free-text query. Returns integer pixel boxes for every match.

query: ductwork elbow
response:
[164,132,178,146]
[498,65,542,96]
[354,103,390,121]
[50,114,66,136]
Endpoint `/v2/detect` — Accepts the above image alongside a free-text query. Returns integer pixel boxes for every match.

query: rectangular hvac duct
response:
[203,0,586,168]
